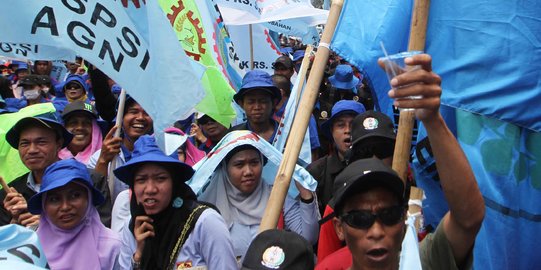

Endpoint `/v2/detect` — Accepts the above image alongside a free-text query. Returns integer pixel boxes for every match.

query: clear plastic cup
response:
[381,51,423,111]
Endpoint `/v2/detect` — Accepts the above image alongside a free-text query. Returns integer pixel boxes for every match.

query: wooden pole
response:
[294,45,314,103]
[259,0,345,232]
[249,24,255,70]
[108,88,127,199]
[391,0,430,229]
[0,176,11,193]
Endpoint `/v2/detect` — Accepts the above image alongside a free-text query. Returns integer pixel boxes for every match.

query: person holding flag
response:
[317,53,484,270]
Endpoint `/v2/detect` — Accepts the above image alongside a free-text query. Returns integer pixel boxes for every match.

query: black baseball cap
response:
[272,56,294,70]
[332,158,406,215]
[62,100,98,120]
[351,111,396,146]
[17,75,40,87]
[241,229,314,270]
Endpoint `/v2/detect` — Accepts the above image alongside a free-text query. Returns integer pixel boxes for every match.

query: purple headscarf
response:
[37,184,121,270]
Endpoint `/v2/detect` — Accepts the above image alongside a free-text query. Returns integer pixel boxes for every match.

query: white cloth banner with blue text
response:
[0,0,205,150]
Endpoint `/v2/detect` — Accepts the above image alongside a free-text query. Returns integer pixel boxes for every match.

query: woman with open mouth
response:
[28,158,121,270]
[114,135,237,270]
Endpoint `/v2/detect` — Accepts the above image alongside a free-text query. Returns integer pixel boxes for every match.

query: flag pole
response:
[107,88,127,199]
[259,0,345,232]
[249,24,254,70]
[0,176,11,193]
[294,45,314,103]
[392,0,430,229]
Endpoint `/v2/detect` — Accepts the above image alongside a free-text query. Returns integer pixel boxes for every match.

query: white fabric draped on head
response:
[199,157,272,228]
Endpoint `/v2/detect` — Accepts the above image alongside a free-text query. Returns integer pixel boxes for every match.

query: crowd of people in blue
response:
[0,36,484,270]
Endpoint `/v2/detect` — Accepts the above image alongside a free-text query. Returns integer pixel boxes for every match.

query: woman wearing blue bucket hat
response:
[27,158,121,270]
[113,135,236,270]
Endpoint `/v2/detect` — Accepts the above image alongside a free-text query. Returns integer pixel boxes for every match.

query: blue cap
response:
[114,135,194,185]
[321,100,366,138]
[111,84,122,95]
[28,159,105,214]
[63,74,89,93]
[233,70,281,105]
[292,50,305,62]
[329,65,360,90]
[15,63,29,73]
[5,115,73,149]
[280,47,294,55]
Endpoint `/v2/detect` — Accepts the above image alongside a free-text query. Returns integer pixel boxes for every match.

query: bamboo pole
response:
[107,88,127,199]
[0,176,11,193]
[259,0,345,232]
[391,0,431,229]
[294,45,314,103]
[249,24,254,70]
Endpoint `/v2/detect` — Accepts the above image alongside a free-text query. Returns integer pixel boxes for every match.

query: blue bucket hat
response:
[114,135,194,186]
[6,115,73,149]
[329,65,360,90]
[280,47,294,55]
[233,70,281,105]
[63,74,89,93]
[28,159,105,214]
[292,50,305,62]
[321,100,366,139]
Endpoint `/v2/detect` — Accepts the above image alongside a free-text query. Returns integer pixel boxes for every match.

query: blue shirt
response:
[119,209,238,269]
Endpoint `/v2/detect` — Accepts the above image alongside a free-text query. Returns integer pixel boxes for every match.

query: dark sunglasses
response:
[65,84,82,90]
[340,205,404,229]
[351,141,394,161]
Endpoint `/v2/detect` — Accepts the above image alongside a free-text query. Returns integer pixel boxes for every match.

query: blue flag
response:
[457,110,541,269]
[0,0,205,150]
[331,0,412,117]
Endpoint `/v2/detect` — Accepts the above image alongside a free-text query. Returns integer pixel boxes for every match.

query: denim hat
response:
[321,100,366,139]
[233,70,281,105]
[114,135,195,186]
[241,229,314,270]
[351,111,396,146]
[292,50,305,62]
[28,159,105,214]
[63,74,89,93]
[6,115,73,149]
[62,100,98,120]
[329,65,359,90]
[333,158,405,214]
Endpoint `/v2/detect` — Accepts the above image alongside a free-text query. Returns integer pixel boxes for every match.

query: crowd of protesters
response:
[0,35,483,270]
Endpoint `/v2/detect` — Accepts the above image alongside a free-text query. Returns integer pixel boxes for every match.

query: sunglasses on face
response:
[66,84,82,90]
[340,205,404,229]
[351,140,395,161]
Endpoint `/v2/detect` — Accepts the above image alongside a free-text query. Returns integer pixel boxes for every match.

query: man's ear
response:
[56,139,64,151]
[333,217,346,241]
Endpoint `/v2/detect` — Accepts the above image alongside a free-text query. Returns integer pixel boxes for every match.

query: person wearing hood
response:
[195,131,320,260]
[28,158,121,270]
[114,135,237,269]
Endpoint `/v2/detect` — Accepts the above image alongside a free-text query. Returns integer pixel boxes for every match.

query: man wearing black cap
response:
[19,75,46,106]
[318,54,484,270]
[348,111,397,165]
[0,115,72,226]
[230,70,282,143]
[272,55,295,82]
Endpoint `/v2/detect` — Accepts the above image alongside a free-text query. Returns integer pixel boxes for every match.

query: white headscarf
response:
[199,156,272,228]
